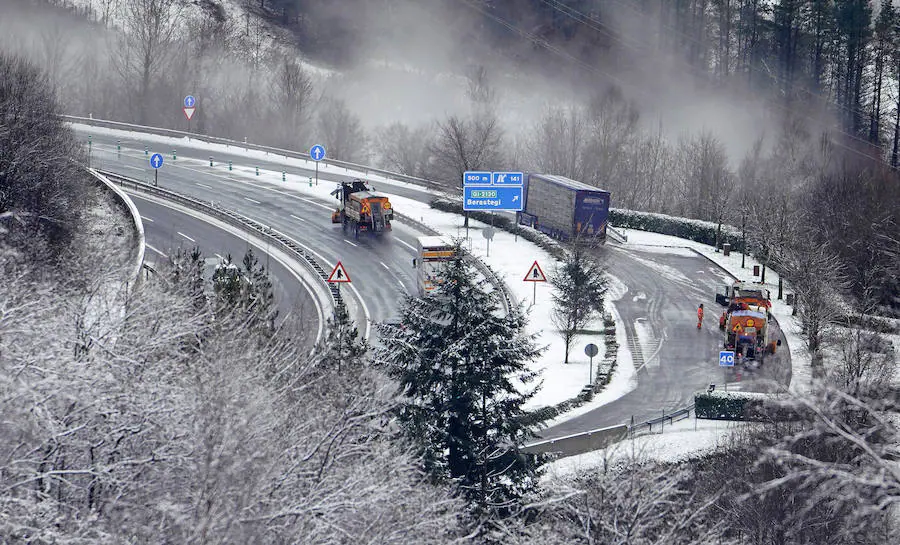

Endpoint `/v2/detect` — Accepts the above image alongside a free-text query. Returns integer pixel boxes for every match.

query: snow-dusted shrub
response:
[610,208,746,252]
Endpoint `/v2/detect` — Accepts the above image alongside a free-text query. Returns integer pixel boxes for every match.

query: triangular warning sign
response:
[327,261,351,283]
[183,106,196,121]
[523,260,547,282]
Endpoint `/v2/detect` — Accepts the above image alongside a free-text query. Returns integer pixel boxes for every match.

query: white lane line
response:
[196,182,212,189]
[344,239,358,247]
[396,238,417,253]
[141,216,154,223]
[290,214,308,223]
[177,231,195,243]
[244,197,260,204]
[215,253,223,260]
[122,165,143,171]
[380,261,390,271]
[145,244,167,258]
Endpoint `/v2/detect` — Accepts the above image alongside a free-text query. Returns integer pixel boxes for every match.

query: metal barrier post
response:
[209,156,213,167]
[282,171,286,182]
[172,150,176,161]
[228,160,232,171]
[256,166,259,176]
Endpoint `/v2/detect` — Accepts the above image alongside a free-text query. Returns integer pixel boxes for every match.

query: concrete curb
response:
[87,168,145,288]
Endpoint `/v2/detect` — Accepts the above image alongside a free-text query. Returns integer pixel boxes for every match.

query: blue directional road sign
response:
[463,171,491,186]
[184,95,196,108]
[464,186,524,211]
[149,153,164,169]
[719,350,735,367]
[491,171,524,185]
[309,144,326,161]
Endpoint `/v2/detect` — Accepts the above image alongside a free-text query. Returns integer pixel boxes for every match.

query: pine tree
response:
[318,301,367,372]
[550,241,607,364]
[375,243,545,518]
[241,248,278,335]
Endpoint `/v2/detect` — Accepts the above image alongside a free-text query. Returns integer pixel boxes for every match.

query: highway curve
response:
[80,126,791,440]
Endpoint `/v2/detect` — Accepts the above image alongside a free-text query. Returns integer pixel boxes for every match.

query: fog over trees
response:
[2,1,900,542]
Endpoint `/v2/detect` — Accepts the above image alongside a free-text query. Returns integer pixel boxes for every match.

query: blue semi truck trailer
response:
[517,173,611,243]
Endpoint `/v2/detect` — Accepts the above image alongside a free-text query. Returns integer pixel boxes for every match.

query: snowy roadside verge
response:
[616,228,812,395]
[543,417,751,481]
[88,168,145,287]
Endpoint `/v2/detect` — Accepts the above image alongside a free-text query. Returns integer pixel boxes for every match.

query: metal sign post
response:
[585,343,599,385]
[184,95,196,133]
[523,261,547,306]
[310,144,326,186]
[719,350,735,391]
[149,153,163,186]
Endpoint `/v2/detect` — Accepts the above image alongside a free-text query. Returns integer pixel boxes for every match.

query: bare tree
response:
[526,105,589,181]
[116,0,184,124]
[430,114,504,189]
[267,55,315,149]
[317,97,368,162]
[374,122,433,177]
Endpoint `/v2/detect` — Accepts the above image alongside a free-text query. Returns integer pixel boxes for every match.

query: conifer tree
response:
[550,242,606,364]
[318,300,367,372]
[375,243,545,518]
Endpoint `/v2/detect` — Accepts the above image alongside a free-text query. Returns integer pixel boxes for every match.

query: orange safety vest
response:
[697,307,704,320]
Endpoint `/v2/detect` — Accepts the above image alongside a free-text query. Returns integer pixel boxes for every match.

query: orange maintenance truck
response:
[331,179,394,238]
[716,281,780,364]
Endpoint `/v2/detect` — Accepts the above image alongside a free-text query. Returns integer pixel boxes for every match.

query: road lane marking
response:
[177,231,195,243]
[196,182,212,189]
[121,165,143,171]
[244,197,260,204]
[396,238,416,252]
[141,216,154,223]
[380,261,390,270]
[344,239,358,247]
[290,214,308,223]
[215,253,223,260]
[145,244,167,258]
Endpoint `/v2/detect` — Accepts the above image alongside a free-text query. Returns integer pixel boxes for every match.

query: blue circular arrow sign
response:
[309,144,326,162]
[184,95,196,108]
[149,153,164,169]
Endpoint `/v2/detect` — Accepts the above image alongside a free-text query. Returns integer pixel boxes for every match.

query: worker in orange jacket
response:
[697,304,704,329]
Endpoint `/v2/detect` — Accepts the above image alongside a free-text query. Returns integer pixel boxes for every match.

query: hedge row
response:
[610,208,747,254]
[520,312,618,427]
[430,198,567,260]
[694,391,806,421]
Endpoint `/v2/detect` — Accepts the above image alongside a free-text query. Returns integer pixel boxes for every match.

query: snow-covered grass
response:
[543,416,749,481]
[619,228,813,395]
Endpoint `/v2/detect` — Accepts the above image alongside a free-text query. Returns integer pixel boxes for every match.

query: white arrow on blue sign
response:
[309,144,326,161]
[719,350,735,367]
[491,171,524,185]
[184,95,196,108]
[463,171,491,186]
[463,185,523,211]
[149,153,164,169]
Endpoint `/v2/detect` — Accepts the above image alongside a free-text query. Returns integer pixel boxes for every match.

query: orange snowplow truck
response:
[330,179,394,238]
[716,281,780,363]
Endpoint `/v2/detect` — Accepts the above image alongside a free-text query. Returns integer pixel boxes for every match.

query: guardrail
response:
[393,213,516,317]
[64,115,448,192]
[87,168,145,288]
[97,170,342,309]
[628,404,695,436]
[522,424,628,456]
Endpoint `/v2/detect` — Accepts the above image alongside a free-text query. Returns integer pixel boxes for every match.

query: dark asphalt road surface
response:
[80,127,792,439]
[82,131,422,331]
[536,244,792,440]
[132,194,318,330]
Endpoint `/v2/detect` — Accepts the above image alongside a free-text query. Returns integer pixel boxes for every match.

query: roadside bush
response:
[0,52,87,256]
[610,208,745,253]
